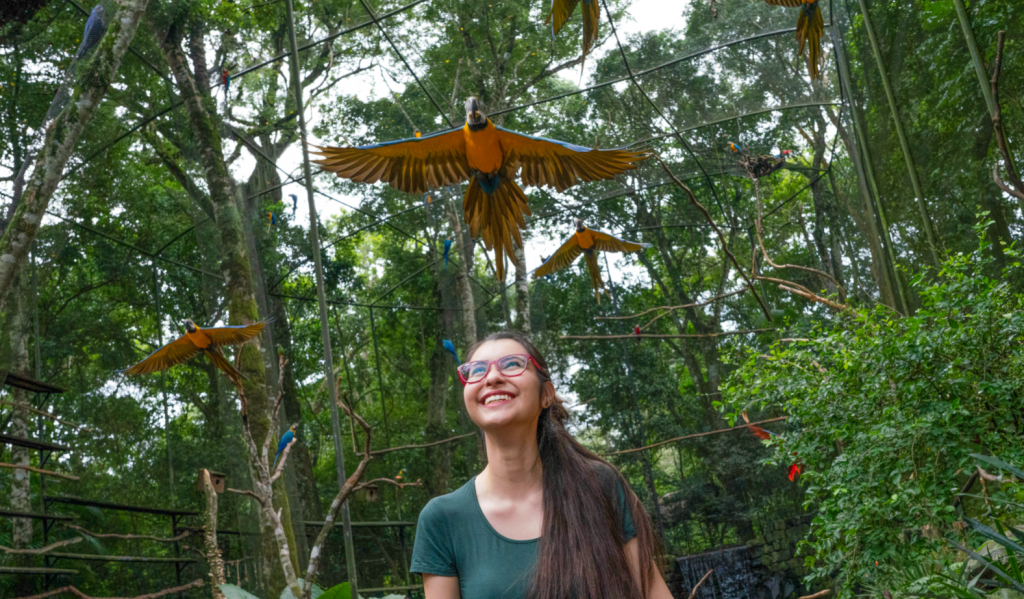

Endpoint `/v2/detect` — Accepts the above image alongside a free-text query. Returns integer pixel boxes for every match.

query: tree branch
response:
[64,524,190,543]
[12,580,204,599]
[0,462,79,481]
[561,329,773,341]
[359,432,476,457]
[990,31,1024,206]
[0,537,81,555]
[602,416,789,456]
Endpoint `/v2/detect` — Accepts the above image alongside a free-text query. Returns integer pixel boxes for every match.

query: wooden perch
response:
[1,537,81,555]
[353,477,423,492]
[602,416,789,456]
[358,432,476,457]
[0,401,96,432]
[561,329,772,341]
[13,579,204,599]
[226,488,265,508]
[64,524,189,543]
[0,462,79,481]
[798,590,831,599]
[688,569,714,599]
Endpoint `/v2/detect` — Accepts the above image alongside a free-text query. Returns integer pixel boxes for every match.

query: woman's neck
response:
[478,421,543,498]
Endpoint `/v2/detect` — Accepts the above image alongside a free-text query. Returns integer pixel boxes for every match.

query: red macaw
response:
[547,0,600,59]
[532,219,649,303]
[764,0,824,80]
[746,424,804,482]
[312,97,648,280]
[121,319,269,383]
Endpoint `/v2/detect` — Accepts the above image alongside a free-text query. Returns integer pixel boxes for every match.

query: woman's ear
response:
[540,380,556,409]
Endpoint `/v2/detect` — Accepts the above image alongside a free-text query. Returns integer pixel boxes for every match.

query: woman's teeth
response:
[484,394,513,405]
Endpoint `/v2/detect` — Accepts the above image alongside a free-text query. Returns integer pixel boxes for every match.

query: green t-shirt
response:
[410,476,636,599]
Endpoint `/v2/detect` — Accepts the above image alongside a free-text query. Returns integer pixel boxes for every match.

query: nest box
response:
[196,469,227,494]
[362,484,379,503]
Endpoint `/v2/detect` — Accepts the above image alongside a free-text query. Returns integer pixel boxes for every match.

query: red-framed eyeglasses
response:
[457,354,545,385]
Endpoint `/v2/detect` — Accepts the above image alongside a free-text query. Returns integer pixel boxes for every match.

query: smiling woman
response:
[410,330,674,599]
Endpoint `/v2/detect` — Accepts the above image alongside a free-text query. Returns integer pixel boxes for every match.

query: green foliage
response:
[724,230,1024,591]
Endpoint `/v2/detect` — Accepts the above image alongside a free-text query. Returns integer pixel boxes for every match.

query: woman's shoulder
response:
[418,477,477,524]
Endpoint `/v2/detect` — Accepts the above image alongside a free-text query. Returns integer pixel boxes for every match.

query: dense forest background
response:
[1,0,1023,596]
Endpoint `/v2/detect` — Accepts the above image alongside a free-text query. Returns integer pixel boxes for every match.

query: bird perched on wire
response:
[763,0,824,80]
[443,236,453,271]
[546,0,600,62]
[311,97,648,280]
[120,319,270,383]
[75,4,107,59]
[273,424,296,469]
[289,194,298,216]
[442,339,460,365]
[532,219,650,304]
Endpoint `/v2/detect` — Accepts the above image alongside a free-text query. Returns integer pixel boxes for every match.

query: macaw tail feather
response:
[546,0,582,37]
[581,0,600,58]
[583,251,605,304]
[206,348,245,383]
[797,2,824,80]
[463,175,531,281]
[273,451,283,469]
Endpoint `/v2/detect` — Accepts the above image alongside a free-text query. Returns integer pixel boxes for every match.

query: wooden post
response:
[200,469,227,599]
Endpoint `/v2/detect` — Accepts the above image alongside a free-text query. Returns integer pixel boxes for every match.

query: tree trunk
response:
[425,289,453,498]
[7,273,34,593]
[200,469,227,599]
[513,244,530,333]
[0,0,151,313]
[156,22,293,597]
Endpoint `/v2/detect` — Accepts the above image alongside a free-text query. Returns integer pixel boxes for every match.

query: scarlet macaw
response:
[120,319,269,383]
[634,325,642,344]
[746,425,803,481]
[532,219,650,304]
[312,97,648,280]
[222,69,231,95]
[443,236,453,271]
[273,424,296,469]
[546,0,600,60]
[442,339,460,365]
[764,0,824,80]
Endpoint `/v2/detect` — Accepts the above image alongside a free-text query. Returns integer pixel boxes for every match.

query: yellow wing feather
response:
[588,229,649,254]
[545,0,581,36]
[583,251,605,304]
[312,130,471,194]
[533,236,584,279]
[122,336,203,375]
[203,321,268,347]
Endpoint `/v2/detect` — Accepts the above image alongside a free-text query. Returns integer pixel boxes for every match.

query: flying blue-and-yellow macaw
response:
[273,424,296,469]
[546,0,600,60]
[442,339,460,365]
[289,193,298,215]
[120,319,269,383]
[443,236,453,271]
[764,0,824,80]
[532,219,650,304]
[312,97,648,280]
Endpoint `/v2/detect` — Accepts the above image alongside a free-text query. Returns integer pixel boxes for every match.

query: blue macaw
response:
[728,141,743,154]
[273,424,297,469]
[442,339,460,365]
[443,236,452,271]
[289,194,298,216]
[267,211,277,233]
[76,4,107,59]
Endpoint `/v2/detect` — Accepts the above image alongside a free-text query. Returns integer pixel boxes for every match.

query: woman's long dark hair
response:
[466,331,659,599]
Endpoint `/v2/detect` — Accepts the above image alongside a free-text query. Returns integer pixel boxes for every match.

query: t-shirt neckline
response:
[469,476,541,545]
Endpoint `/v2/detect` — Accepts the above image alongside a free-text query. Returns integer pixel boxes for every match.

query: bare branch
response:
[0,462,78,481]
[0,537,81,555]
[991,30,1024,204]
[602,416,789,456]
[226,488,265,507]
[561,329,772,341]
[269,440,295,484]
[688,569,714,599]
[13,580,204,599]
[353,477,423,493]
[358,432,476,457]
[64,524,190,543]
[593,288,747,331]
[0,400,97,432]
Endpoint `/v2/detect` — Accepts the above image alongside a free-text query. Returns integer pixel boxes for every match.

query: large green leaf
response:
[220,585,263,599]
[964,518,1024,555]
[946,539,1024,593]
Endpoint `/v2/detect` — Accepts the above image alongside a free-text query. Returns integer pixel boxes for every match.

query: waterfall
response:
[676,546,757,599]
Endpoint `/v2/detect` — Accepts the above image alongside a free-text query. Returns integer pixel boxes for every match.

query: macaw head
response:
[465,97,486,127]
[290,424,297,433]
[574,218,585,233]
[184,319,198,333]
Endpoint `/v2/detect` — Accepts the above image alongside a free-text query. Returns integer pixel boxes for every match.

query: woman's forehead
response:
[470,339,528,361]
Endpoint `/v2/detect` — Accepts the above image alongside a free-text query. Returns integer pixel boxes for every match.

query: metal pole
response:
[153,264,174,506]
[856,0,940,266]
[283,0,358,593]
[828,5,910,314]
[952,0,995,118]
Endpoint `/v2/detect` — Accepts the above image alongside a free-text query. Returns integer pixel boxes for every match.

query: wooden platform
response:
[0,566,77,575]
[47,552,197,564]
[0,508,72,521]
[44,495,198,518]
[0,434,71,453]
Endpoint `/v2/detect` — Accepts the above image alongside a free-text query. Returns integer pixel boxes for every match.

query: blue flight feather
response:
[478,174,501,194]
[76,5,107,59]
[442,340,460,365]
[443,237,452,271]
[289,194,298,215]
[273,426,295,468]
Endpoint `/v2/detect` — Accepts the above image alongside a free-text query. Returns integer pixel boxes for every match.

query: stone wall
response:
[747,514,816,599]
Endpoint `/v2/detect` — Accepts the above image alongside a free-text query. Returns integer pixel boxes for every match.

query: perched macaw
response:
[746,424,803,482]
[289,193,298,215]
[273,424,296,469]
[546,0,600,60]
[267,211,277,233]
[788,463,802,481]
[634,325,642,344]
[222,69,231,95]
[728,141,743,154]
[443,236,453,271]
[532,219,650,304]
[442,339,460,365]
[312,97,648,280]
[120,319,269,383]
[764,0,824,80]
[773,149,792,159]
[76,4,107,59]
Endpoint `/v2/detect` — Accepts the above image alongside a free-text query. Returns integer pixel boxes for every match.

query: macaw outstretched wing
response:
[588,230,650,254]
[311,129,470,194]
[546,0,600,57]
[546,0,580,37]
[121,337,203,375]
[496,128,649,192]
[203,320,270,347]
[533,235,583,278]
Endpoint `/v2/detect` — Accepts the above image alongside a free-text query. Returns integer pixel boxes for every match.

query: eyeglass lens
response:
[461,355,529,382]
